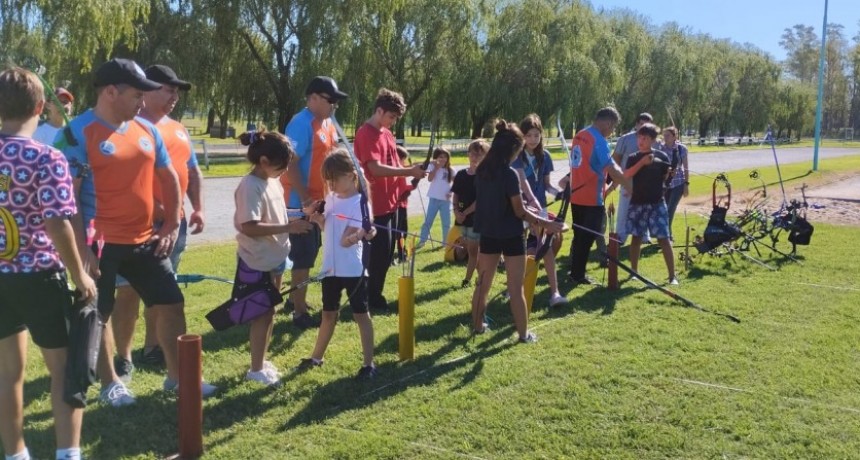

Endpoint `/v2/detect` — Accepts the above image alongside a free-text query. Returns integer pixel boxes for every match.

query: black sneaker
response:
[292,312,319,330]
[569,275,596,286]
[356,365,377,379]
[137,345,165,367]
[460,279,470,288]
[114,356,134,383]
[296,358,323,371]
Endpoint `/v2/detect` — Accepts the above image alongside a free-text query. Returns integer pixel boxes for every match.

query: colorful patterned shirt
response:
[0,135,77,273]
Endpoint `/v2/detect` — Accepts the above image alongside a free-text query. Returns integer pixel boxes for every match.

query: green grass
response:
[15,208,860,458]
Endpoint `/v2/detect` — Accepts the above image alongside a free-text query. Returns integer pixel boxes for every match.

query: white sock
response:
[56,447,81,460]
[6,447,31,460]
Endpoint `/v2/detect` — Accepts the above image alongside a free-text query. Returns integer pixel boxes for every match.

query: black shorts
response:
[0,271,72,348]
[479,235,526,257]
[321,277,368,314]
[288,224,322,270]
[97,241,184,316]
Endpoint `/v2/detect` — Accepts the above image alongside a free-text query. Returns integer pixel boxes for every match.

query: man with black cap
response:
[59,58,215,407]
[280,76,347,329]
[110,64,205,382]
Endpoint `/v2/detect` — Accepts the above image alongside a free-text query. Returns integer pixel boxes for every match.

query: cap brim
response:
[130,79,163,91]
[332,89,348,100]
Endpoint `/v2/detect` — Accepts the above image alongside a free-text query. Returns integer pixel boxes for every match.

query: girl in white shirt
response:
[299,150,379,379]
[417,147,454,248]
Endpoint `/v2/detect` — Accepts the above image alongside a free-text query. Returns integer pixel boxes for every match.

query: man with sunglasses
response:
[281,76,346,329]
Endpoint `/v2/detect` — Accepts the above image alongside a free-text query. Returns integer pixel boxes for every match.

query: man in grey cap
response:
[59,58,215,406]
[111,64,205,383]
[280,76,347,329]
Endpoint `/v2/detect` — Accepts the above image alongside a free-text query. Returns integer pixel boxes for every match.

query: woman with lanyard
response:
[511,114,565,307]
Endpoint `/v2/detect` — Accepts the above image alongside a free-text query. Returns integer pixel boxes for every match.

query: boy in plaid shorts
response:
[624,123,678,285]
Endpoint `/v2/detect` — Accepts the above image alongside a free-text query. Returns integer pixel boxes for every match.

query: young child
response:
[451,139,489,287]
[298,150,379,379]
[624,123,676,284]
[471,121,567,342]
[417,147,453,249]
[394,146,410,264]
[233,130,313,386]
[0,67,96,460]
[512,114,565,307]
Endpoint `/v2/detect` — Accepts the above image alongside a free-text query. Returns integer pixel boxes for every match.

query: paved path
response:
[187,147,859,246]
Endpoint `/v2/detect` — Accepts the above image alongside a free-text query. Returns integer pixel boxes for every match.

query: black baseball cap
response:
[145,65,192,91]
[305,76,348,100]
[93,58,161,91]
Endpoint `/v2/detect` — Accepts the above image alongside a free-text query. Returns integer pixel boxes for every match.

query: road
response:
[187,147,859,246]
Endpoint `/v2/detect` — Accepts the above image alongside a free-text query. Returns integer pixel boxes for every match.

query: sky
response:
[592,0,859,61]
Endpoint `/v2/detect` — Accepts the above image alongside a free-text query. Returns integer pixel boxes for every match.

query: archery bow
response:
[532,112,572,262]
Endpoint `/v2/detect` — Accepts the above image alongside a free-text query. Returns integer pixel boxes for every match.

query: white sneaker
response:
[99,381,136,407]
[668,277,680,286]
[163,378,219,398]
[548,292,567,307]
[246,368,281,387]
[262,360,280,376]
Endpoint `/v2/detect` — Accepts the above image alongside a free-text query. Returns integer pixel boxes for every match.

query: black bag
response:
[696,206,742,253]
[63,292,103,408]
[787,217,814,245]
[206,259,283,331]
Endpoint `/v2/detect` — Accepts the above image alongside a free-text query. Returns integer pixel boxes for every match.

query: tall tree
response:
[780,24,819,84]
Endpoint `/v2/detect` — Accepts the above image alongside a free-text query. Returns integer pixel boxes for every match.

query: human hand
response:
[287,219,314,234]
[72,272,97,303]
[189,210,205,234]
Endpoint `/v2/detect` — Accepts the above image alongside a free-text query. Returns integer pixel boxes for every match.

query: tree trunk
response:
[205,108,215,135]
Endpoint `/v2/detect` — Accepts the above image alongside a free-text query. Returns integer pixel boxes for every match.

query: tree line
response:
[2,0,858,141]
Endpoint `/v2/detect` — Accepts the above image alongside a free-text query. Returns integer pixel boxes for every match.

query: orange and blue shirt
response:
[58,109,171,244]
[0,135,76,273]
[151,116,198,217]
[281,108,337,208]
[570,125,613,207]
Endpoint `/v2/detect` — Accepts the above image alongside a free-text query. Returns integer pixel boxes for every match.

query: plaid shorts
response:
[627,201,670,239]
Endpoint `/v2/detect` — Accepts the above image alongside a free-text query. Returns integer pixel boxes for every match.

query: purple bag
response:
[206,259,284,331]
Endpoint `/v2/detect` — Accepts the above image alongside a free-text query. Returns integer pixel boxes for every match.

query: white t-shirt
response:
[426,163,452,201]
[320,192,366,277]
[234,174,291,271]
[33,122,62,147]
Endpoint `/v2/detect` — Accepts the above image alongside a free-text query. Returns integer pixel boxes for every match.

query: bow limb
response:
[330,113,372,234]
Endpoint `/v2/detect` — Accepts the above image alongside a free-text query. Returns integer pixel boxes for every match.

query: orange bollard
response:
[608,232,619,290]
[178,334,203,459]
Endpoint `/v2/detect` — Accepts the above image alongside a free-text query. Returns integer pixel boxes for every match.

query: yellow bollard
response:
[524,256,538,314]
[398,276,415,360]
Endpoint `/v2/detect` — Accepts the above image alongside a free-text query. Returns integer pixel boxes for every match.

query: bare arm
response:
[366,160,424,179]
[239,219,312,238]
[44,216,96,301]
[510,195,568,234]
[69,177,99,278]
[514,166,540,207]
[285,155,309,204]
[153,165,181,257]
[187,164,205,234]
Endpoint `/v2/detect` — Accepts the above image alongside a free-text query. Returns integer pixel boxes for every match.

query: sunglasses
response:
[318,94,339,105]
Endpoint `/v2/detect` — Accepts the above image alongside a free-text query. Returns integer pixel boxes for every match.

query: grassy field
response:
[16,200,860,458]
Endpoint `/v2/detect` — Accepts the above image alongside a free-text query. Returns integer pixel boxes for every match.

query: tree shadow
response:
[278,313,516,432]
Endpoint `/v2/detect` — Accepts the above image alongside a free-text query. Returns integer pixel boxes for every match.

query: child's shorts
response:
[479,234,526,257]
[321,277,368,314]
[627,201,670,239]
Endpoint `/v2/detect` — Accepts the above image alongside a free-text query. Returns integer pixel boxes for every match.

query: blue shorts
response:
[459,226,480,241]
[117,218,187,287]
[627,202,670,240]
[287,223,321,270]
